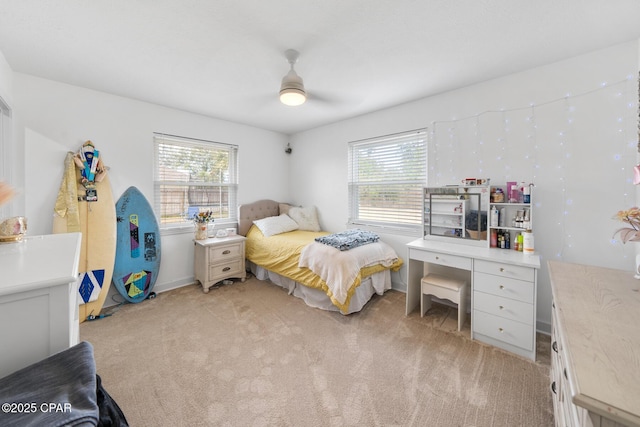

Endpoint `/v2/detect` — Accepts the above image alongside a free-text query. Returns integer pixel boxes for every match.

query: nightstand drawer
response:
[208,242,243,262]
[473,291,534,325]
[209,259,244,282]
[473,271,534,303]
[474,259,534,282]
[473,310,534,351]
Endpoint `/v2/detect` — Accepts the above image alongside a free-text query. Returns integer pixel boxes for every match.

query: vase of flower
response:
[612,207,640,279]
[192,210,214,240]
[194,224,208,240]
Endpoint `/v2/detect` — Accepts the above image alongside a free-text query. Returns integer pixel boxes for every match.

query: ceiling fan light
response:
[280,88,306,106]
[279,69,306,106]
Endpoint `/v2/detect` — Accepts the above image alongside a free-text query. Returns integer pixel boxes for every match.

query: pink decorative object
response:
[633,165,640,185]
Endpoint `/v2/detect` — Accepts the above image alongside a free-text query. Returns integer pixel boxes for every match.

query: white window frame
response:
[347,128,427,235]
[153,133,239,233]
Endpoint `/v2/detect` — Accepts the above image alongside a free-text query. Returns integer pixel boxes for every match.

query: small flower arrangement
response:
[192,210,214,224]
[612,207,640,243]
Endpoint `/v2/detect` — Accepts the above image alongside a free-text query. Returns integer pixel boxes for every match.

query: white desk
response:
[406,238,540,360]
[0,233,82,378]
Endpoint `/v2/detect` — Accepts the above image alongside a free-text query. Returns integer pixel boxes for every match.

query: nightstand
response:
[194,235,246,293]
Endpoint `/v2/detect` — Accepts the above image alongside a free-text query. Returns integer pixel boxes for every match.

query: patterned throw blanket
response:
[315,229,380,251]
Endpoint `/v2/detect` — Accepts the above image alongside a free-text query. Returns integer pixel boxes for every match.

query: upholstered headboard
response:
[238,199,280,236]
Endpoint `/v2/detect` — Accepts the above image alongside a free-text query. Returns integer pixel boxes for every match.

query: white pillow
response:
[288,206,321,232]
[253,214,299,237]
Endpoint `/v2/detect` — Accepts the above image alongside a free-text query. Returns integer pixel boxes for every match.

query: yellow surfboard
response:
[53,143,116,323]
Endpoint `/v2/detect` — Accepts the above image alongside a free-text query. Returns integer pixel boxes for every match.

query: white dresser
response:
[0,233,82,378]
[548,261,640,427]
[406,238,540,360]
[194,235,246,293]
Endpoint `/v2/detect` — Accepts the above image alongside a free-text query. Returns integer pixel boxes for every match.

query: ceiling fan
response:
[279,49,307,106]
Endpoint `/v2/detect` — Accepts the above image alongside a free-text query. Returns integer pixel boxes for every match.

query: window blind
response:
[153,133,238,227]
[348,128,427,231]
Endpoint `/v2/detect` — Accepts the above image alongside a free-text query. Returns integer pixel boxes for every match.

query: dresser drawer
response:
[409,249,472,270]
[474,271,535,303]
[473,310,534,351]
[208,242,243,262]
[474,259,535,282]
[473,291,534,325]
[209,259,244,282]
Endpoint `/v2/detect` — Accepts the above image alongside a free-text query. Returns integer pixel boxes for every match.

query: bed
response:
[238,199,403,314]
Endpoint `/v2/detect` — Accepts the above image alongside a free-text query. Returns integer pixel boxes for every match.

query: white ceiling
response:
[1,1,640,135]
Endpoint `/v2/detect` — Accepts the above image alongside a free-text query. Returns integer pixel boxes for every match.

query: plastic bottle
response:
[517,232,524,252]
[522,183,531,203]
[490,206,499,227]
[523,230,534,255]
[490,229,497,247]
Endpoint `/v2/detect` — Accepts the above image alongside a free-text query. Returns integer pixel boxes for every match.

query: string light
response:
[430,76,636,263]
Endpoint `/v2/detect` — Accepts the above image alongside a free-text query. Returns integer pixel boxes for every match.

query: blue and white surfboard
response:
[113,186,161,303]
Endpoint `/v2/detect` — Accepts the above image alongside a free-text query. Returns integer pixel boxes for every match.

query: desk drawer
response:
[409,249,472,270]
[473,271,534,303]
[208,242,243,262]
[474,259,535,282]
[473,310,534,351]
[473,291,534,325]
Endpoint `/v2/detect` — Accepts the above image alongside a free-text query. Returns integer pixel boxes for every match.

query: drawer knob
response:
[499,285,505,290]
[499,267,505,272]
[222,250,231,255]
[435,256,439,260]
[552,341,558,353]
[499,305,504,310]
[498,327,504,333]
[223,266,231,272]
[551,381,557,395]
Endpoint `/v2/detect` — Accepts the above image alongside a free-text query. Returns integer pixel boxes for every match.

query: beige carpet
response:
[81,277,553,427]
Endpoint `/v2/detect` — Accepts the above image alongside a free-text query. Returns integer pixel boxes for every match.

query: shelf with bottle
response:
[488,183,534,251]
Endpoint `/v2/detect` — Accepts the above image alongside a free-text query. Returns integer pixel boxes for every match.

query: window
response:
[154,133,238,229]
[348,128,427,233]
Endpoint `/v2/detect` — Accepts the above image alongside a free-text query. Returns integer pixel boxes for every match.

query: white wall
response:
[12,74,290,294]
[289,40,640,333]
[0,49,14,219]
[0,50,13,108]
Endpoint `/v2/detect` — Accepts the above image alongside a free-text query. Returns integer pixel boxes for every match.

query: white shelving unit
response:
[488,184,533,251]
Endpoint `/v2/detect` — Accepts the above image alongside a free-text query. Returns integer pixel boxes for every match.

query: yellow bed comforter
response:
[245,225,403,313]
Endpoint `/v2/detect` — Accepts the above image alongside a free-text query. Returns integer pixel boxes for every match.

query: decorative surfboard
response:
[113,186,161,303]
[53,141,116,323]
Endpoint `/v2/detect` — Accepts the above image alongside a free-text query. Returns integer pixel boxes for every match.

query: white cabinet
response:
[548,261,640,427]
[194,235,247,293]
[0,233,82,378]
[472,259,537,360]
